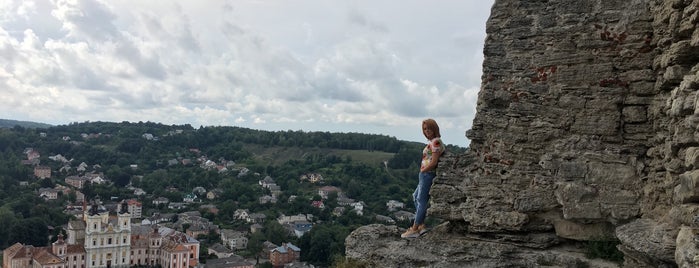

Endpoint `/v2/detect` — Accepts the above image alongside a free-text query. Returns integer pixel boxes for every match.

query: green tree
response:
[10,217,49,246]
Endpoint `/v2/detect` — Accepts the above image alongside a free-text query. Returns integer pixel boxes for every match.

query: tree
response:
[0,207,18,248]
[9,217,49,246]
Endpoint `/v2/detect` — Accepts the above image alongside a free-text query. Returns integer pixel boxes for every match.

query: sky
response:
[0,0,494,148]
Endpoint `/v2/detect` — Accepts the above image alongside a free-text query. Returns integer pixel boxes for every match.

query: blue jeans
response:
[413,171,435,225]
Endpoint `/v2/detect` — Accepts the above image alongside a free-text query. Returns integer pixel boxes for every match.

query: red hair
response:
[422,119,441,138]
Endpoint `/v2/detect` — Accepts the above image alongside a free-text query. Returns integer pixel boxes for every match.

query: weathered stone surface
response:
[346,0,699,266]
[675,226,699,268]
[345,223,620,268]
[553,219,615,241]
[616,219,678,264]
[673,170,699,204]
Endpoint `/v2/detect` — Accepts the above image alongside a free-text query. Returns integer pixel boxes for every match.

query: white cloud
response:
[0,0,494,147]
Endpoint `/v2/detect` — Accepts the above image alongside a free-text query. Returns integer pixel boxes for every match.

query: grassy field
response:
[243,144,395,166]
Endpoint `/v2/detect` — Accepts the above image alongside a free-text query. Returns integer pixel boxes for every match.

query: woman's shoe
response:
[401,226,420,238]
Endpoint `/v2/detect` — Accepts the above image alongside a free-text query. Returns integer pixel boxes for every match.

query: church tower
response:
[83,200,131,268]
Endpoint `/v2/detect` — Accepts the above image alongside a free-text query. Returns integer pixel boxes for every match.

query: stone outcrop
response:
[346,0,699,267]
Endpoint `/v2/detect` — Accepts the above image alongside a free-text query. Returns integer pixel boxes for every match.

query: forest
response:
[0,121,465,267]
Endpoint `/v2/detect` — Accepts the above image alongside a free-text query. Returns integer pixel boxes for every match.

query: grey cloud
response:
[72,67,110,90]
[348,10,388,33]
[115,42,167,80]
[57,0,120,41]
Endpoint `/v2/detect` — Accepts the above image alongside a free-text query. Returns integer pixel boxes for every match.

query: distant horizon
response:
[1,117,469,148]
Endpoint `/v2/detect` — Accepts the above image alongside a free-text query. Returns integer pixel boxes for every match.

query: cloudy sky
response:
[0,0,494,147]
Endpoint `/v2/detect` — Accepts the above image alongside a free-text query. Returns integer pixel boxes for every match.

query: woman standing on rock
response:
[401,118,446,238]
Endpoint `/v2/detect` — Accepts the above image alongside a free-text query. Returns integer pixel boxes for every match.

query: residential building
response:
[207,243,236,258]
[299,173,323,184]
[152,197,170,205]
[38,188,59,200]
[386,200,406,211]
[248,213,267,224]
[277,214,311,225]
[269,243,300,268]
[258,176,275,189]
[119,199,142,219]
[34,166,51,179]
[317,186,341,199]
[220,230,248,250]
[233,209,250,222]
[259,195,277,204]
[65,176,89,189]
[289,222,312,238]
[183,193,197,203]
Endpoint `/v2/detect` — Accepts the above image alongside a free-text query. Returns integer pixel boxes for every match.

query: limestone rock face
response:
[346,0,699,267]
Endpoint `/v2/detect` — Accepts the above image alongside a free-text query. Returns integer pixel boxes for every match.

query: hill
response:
[0,118,52,129]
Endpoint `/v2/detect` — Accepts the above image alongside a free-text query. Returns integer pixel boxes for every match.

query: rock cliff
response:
[346,0,699,267]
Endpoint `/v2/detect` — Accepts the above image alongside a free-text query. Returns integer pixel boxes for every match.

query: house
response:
[259,176,276,189]
[290,221,313,238]
[142,213,175,225]
[76,162,88,172]
[277,214,312,225]
[84,173,107,184]
[168,202,187,210]
[234,209,250,222]
[193,187,207,195]
[220,229,248,250]
[386,200,406,211]
[33,165,51,179]
[38,188,58,200]
[183,193,198,203]
[65,176,89,189]
[336,196,355,206]
[133,188,146,196]
[207,243,236,258]
[200,204,219,215]
[300,173,324,183]
[311,201,325,209]
[186,224,209,239]
[153,197,170,205]
[207,189,223,200]
[250,224,263,234]
[269,243,301,267]
[351,201,366,215]
[248,213,267,224]
[268,184,282,197]
[332,207,346,217]
[259,195,277,204]
[317,186,341,199]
